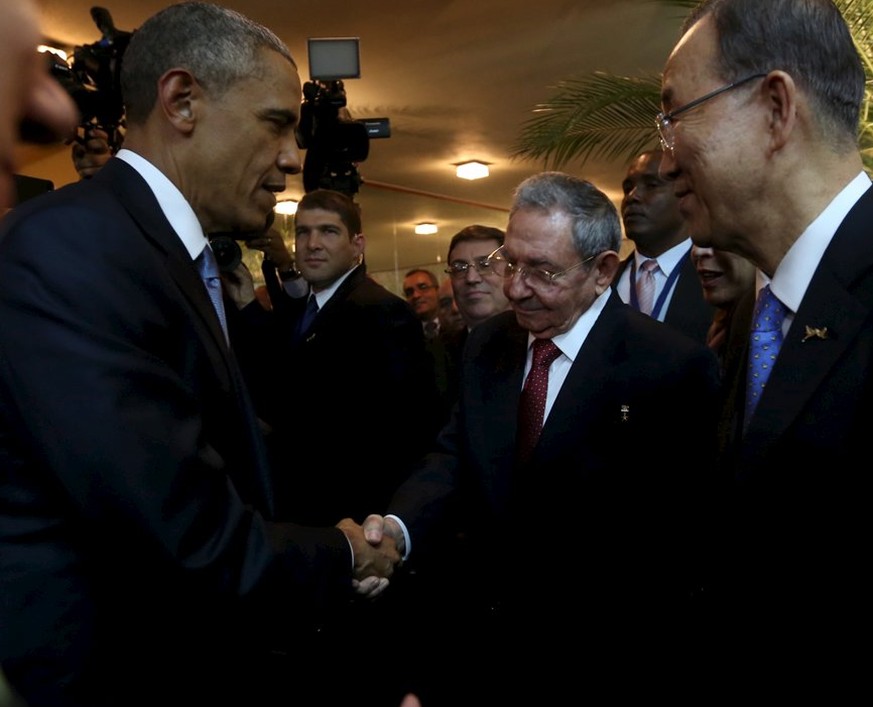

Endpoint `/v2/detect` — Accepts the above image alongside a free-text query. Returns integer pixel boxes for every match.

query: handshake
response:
[336,514,405,598]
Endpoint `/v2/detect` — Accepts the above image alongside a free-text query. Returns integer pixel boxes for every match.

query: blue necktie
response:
[195,245,229,344]
[745,284,787,425]
[296,295,319,341]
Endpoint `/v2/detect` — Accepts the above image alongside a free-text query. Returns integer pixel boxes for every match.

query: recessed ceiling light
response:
[414,223,438,235]
[456,161,490,180]
[274,199,299,215]
[37,44,69,61]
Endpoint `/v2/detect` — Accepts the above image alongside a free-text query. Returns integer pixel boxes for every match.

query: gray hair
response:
[510,172,622,259]
[683,0,864,149]
[121,2,295,124]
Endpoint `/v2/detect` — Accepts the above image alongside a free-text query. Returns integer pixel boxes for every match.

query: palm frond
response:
[511,72,662,169]
[512,0,873,173]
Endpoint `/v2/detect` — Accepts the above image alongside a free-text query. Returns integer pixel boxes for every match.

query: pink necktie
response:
[516,338,561,464]
[636,259,659,316]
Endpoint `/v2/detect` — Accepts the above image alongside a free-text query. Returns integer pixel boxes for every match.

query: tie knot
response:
[196,245,220,281]
[531,338,560,368]
[640,258,659,274]
[752,285,787,333]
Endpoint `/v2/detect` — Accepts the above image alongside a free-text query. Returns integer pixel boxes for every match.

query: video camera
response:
[297,38,390,197]
[47,6,132,152]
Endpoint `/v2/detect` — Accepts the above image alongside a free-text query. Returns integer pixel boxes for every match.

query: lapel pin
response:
[802,325,829,342]
[620,404,629,423]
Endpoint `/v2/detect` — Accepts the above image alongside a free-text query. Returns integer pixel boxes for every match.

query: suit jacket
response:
[238,263,440,526]
[713,186,873,684]
[0,158,353,707]
[614,247,715,344]
[387,295,721,696]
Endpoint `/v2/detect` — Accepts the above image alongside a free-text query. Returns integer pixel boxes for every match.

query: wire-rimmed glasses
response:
[656,73,768,153]
[444,256,494,278]
[486,246,596,289]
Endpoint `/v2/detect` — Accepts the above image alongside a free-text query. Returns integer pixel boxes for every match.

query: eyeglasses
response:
[486,246,596,289]
[403,282,436,297]
[444,256,494,278]
[655,73,767,153]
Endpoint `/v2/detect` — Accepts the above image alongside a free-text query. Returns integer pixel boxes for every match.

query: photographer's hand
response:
[246,228,295,273]
[71,127,113,180]
[220,261,257,310]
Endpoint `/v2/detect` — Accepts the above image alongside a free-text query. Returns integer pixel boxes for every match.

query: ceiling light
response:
[414,223,438,235]
[455,161,490,180]
[37,44,68,62]
[274,199,299,215]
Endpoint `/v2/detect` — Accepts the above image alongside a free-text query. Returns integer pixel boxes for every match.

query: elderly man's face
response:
[503,207,601,339]
[658,16,769,252]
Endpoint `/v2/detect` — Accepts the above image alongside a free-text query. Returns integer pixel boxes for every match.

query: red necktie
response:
[516,338,561,464]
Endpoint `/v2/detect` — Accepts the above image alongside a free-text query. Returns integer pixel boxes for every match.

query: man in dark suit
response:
[614,149,714,343]
[244,188,439,525]
[659,0,872,696]
[0,5,397,707]
[231,187,439,707]
[363,172,721,703]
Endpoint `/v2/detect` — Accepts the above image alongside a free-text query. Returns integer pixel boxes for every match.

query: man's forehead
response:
[450,240,499,259]
[296,209,344,227]
[662,16,717,104]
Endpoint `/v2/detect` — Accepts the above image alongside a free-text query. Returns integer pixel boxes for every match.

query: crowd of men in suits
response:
[1,0,870,705]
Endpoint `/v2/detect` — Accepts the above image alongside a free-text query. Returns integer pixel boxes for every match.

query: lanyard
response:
[628,247,690,320]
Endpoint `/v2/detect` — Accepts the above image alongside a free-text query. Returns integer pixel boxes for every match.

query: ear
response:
[157,69,199,133]
[762,70,797,154]
[351,232,366,257]
[592,250,621,295]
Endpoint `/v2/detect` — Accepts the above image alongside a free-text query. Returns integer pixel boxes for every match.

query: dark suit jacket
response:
[387,295,721,696]
[238,263,440,526]
[713,186,873,684]
[0,158,353,707]
[614,247,715,344]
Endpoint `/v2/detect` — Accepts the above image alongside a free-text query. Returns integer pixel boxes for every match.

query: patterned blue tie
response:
[745,284,787,425]
[195,245,228,344]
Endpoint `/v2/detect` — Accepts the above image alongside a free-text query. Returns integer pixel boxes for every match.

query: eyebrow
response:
[259,108,299,126]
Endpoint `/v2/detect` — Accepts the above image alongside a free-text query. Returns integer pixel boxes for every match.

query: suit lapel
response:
[743,188,873,448]
[472,318,527,472]
[92,160,276,514]
[535,293,625,462]
[95,160,232,363]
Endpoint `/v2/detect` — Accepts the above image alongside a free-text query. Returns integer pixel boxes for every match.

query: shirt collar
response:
[770,170,871,312]
[115,148,209,260]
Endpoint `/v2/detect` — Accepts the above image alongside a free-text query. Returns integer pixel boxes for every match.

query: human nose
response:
[623,184,641,204]
[659,147,679,181]
[277,137,302,175]
[464,264,484,283]
[297,231,322,251]
[503,267,531,299]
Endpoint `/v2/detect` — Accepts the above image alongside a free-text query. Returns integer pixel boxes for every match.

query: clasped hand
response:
[336,517,402,599]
